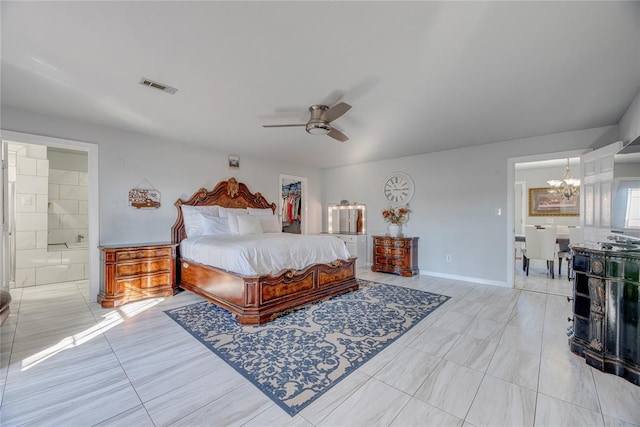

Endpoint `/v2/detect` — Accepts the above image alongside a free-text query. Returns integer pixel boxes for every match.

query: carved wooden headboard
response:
[171,178,277,245]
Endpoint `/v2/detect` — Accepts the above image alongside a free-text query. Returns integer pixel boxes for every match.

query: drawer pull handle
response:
[183,262,189,268]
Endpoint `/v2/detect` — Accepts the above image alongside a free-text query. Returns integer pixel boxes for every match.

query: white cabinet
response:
[327,203,367,266]
[331,233,367,267]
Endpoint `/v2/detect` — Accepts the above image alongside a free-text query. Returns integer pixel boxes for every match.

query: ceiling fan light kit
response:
[306,122,330,135]
[263,102,351,142]
[306,105,330,135]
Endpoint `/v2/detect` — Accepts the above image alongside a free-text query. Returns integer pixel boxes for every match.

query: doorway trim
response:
[1,130,99,301]
[514,180,526,261]
[506,149,586,287]
[279,174,308,235]
[514,181,526,236]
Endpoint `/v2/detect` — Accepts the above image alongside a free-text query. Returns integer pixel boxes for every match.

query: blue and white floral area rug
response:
[164,279,449,416]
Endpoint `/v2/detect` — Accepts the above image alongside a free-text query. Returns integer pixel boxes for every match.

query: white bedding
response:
[180,233,352,276]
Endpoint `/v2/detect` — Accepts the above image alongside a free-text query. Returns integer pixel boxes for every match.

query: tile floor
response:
[514,256,574,297]
[1,267,639,426]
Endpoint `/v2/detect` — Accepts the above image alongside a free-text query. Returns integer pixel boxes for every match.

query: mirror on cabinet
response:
[327,203,366,234]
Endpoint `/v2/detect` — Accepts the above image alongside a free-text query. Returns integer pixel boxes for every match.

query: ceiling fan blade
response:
[262,124,306,128]
[327,128,349,142]
[320,90,345,108]
[323,102,352,123]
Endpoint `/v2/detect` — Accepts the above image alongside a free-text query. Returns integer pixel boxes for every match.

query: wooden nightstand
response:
[371,235,419,276]
[98,242,178,308]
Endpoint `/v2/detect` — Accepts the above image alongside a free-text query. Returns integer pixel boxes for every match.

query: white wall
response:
[94,128,324,244]
[48,149,88,172]
[323,125,618,286]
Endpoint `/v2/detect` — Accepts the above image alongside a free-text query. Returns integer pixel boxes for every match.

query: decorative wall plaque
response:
[129,179,161,209]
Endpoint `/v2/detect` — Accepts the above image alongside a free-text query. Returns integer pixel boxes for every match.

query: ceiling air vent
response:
[138,78,177,94]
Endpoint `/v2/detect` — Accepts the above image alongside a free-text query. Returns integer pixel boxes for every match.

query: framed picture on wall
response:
[228,154,240,169]
[529,187,579,217]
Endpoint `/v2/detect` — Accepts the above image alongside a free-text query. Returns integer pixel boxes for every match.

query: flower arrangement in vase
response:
[382,205,410,237]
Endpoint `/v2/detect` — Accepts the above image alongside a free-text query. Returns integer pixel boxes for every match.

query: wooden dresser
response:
[98,242,178,308]
[371,235,419,276]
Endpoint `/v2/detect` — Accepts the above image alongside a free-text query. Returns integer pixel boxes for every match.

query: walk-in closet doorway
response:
[279,174,307,234]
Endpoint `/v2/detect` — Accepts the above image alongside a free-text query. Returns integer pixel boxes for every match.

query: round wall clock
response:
[383,172,414,205]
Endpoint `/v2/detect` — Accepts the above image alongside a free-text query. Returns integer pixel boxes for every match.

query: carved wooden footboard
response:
[171,178,358,324]
[179,257,358,325]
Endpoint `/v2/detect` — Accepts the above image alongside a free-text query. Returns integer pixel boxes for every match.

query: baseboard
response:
[419,270,510,288]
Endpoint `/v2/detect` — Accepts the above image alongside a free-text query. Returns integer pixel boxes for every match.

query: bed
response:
[171,178,358,324]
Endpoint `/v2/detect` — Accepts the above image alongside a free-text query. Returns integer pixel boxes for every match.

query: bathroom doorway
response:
[1,131,99,301]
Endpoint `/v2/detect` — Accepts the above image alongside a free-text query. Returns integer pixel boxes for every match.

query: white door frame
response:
[1,130,99,301]
[506,149,587,287]
[514,181,526,260]
[514,181,527,235]
[278,174,308,235]
[1,142,8,292]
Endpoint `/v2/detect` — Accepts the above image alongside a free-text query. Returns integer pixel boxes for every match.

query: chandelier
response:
[547,159,580,199]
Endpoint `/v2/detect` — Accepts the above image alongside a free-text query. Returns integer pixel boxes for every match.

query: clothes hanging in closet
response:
[282,182,302,225]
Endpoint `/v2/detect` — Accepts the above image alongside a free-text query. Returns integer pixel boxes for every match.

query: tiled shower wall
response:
[48,169,88,245]
[11,143,89,288]
[13,144,50,287]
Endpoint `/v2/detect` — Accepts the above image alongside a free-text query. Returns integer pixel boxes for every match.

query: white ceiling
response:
[2,1,639,169]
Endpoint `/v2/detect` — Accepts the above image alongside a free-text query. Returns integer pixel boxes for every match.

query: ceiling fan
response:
[262,102,351,142]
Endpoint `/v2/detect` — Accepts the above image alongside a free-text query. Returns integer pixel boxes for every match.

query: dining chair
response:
[562,227,582,280]
[556,225,570,276]
[523,226,558,278]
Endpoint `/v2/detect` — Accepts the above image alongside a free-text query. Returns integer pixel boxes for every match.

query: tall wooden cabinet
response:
[371,235,419,277]
[570,244,640,385]
[98,242,178,308]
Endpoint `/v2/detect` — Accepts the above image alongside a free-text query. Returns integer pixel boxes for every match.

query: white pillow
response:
[218,207,249,218]
[181,205,219,237]
[228,213,241,234]
[200,217,231,236]
[259,215,282,233]
[237,215,264,235]
[247,207,274,216]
